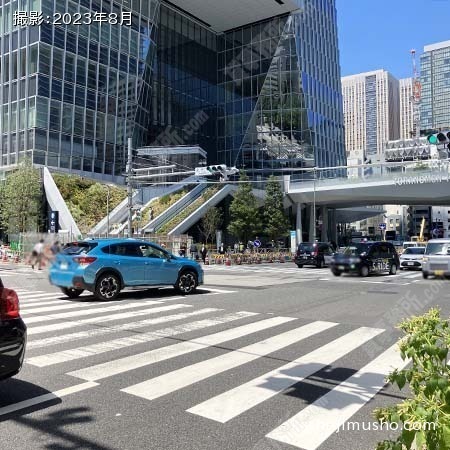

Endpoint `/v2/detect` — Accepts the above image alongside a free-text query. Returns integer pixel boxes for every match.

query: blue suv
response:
[49,239,204,301]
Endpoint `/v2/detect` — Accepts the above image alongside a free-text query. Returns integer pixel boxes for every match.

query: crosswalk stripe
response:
[20,299,80,308]
[266,343,407,450]
[27,307,216,349]
[187,326,384,423]
[0,382,98,417]
[23,299,165,324]
[68,314,291,381]
[122,321,337,401]
[403,272,421,279]
[26,302,190,336]
[24,299,135,314]
[19,293,59,299]
[29,311,260,368]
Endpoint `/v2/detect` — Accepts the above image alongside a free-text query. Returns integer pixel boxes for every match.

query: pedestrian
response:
[190,242,198,260]
[50,241,61,256]
[219,243,225,255]
[31,239,45,270]
[179,243,187,257]
[234,242,239,253]
[200,244,208,264]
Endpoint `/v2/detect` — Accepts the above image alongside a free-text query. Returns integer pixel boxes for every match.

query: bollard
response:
[225,257,231,266]
[205,256,209,265]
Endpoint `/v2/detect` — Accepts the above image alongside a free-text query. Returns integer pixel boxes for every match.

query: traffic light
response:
[206,164,227,175]
[427,131,450,149]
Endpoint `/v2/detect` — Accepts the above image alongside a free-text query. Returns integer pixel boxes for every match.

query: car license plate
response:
[60,262,68,270]
[407,262,414,266]
[434,270,444,276]
[338,265,345,270]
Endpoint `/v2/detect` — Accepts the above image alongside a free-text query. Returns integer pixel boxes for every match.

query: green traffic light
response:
[428,135,438,144]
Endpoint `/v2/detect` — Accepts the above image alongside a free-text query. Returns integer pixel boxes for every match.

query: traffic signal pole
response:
[127,138,133,238]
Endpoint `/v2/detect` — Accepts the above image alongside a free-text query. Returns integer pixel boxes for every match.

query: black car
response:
[0,278,26,380]
[294,242,335,268]
[330,242,400,277]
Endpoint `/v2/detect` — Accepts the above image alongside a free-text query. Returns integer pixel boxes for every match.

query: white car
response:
[399,247,425,270]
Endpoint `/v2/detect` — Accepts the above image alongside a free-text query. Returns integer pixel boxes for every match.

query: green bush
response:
[157,186,219,234]
[375,308,450,450]
[53,173,126,234]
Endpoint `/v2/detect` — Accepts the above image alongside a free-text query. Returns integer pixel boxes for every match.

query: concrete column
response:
[321,206,329,242]
[296,203,303,244]
[309,205,315,242]
[329,208,338,243]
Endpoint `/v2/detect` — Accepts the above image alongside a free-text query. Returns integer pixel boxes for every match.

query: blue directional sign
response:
[49,211,59,233]
[253,239,261,248]
[379,223,386,230]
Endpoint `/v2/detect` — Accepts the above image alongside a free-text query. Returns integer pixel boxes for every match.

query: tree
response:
[263,176,290,242]
[0,159,42,234]
[199,207,223,244]
[228,171,261,243]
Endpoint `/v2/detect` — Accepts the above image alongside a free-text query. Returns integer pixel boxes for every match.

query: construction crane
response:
[410,49,422,141]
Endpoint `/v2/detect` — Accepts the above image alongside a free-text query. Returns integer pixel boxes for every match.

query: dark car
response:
[294,242,335,268]
[330,242,400,277]
[0,278,26,380]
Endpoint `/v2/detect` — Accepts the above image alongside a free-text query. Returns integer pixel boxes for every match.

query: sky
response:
[337,0,450,79]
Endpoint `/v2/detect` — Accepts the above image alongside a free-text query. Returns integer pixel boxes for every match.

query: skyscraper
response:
[342,70,400,158]
[399,77,414,140]
[420,40,450,133]
[0,0,345,181]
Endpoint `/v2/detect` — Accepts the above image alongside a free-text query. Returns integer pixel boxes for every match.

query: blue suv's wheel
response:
[175,270,198,295]
[95,273,121,301]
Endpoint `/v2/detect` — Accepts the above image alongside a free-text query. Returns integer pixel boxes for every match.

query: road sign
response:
[253,239,261,248]
[379,223,386,230]
[48,211,59,233]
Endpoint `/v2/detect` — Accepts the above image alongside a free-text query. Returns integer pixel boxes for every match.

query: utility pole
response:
[127,138,133,238]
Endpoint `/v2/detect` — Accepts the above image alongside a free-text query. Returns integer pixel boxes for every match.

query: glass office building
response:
[0,0,345,181]
[421,40,450,133]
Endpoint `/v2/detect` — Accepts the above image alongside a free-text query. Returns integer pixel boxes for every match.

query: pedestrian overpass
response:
[285,159,450,243]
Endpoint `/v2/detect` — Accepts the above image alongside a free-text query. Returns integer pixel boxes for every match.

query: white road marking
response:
[0,382,98,417]
[23,299,165,324]
[19,293,62,300]
[188,327,384,423]
[123,321,337,401]
[266,343,407,450]
[68,315,291,381]
[29,311,259,368]
[26,302,189,336]
[27,307,216,349]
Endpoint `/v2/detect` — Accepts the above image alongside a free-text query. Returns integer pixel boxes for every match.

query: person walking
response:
[219,243,225,255]
[190,242,198,260]
[200,244,208,264]
[31,239,45,270]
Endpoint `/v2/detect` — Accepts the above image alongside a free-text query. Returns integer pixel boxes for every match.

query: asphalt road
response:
[0,262,448,450]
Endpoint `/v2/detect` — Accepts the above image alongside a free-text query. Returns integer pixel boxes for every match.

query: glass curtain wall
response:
[149,4,217,162]
[0,0,160,177]
[217,0,345,179]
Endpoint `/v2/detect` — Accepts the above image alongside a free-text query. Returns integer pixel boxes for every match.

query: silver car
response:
[399,247,425,270]
[422,239,450,279]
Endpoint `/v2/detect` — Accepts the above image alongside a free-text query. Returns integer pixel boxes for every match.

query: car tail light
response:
[74,256,97,266]
[0,288,20,320]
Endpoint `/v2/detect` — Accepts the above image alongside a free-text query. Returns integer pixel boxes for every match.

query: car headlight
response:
[423,257,429,262]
